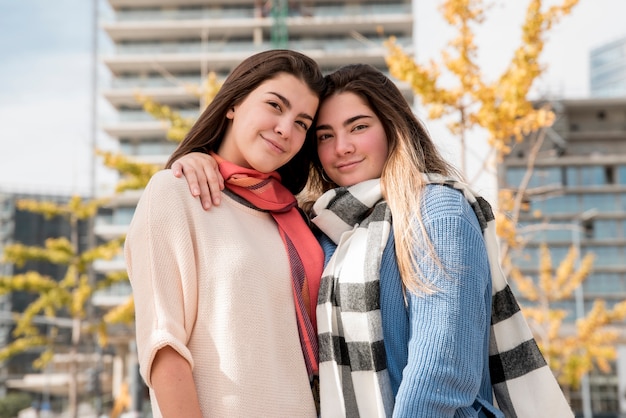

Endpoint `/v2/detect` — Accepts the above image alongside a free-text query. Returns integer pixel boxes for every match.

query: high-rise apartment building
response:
[498,96,626,415]
[100,0,413,165]
[96,0,414,276]
[591,36,626,97]
[96,1,415,413]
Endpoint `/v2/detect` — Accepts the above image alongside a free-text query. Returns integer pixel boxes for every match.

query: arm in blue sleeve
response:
[393,188,491,417]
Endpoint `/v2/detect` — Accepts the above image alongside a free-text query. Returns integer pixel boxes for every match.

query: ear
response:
[226,107,235,119]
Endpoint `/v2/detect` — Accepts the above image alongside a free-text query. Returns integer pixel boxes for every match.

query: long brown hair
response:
[166,49,325,194]
[303,64,462,293]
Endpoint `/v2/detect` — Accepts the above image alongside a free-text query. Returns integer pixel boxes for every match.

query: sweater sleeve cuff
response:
[140,329,194,388]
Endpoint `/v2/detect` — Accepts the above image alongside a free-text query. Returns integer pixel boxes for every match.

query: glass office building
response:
[499,97,626,414]
[591,36,626,97]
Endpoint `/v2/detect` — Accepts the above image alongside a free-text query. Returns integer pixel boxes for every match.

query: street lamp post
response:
[519,208,597,417]
[572,209,598,418]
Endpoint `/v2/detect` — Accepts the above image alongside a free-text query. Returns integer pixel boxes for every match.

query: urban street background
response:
[0,0,624,198]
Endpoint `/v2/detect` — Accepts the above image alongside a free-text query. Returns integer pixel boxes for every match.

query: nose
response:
[274,118,292,139]
[335,133,355,155]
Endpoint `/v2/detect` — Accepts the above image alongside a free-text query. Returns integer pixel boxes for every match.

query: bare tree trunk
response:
[459,108,467,177]
[499,128,547,271]
[67,318,80,418]
[67,216,80,418]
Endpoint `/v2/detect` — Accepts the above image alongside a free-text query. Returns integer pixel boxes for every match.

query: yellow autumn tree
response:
[385,0,574,252]
[515,244,626,389]
[0,196,126,418]
[99,71,222,194]
[0,58,220,418]
[385,0,626,391]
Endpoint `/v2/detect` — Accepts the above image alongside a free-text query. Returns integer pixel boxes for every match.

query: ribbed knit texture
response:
[211,152,323,380]
[125,170,317,417]
[318,184,503,417]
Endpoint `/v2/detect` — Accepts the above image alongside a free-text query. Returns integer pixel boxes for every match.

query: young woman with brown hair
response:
[125,49,325,417]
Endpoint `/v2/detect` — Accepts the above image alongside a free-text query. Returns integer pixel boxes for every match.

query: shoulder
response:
[145,169,188,194]
[140,170,198,204]
[134,170,202,220]
[421,184,477,221]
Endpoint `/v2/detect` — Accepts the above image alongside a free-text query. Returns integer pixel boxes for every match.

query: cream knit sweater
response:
[125,170,317,417]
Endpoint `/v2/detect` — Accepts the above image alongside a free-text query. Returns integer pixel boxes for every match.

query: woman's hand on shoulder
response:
[171,152,224,210]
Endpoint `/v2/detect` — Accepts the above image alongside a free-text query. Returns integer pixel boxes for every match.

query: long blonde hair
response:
[302,64,462,293]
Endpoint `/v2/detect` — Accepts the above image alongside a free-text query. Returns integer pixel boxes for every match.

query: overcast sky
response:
[0,0,624,197]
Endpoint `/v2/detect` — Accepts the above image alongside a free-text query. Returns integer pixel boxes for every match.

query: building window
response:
[595,219,619,239]
[505,167,524,188]
[569,371,620,415]
[533,167,563,187]
[113,207,136,225]
[119,140,177,157]
[580,166,607,186]
[586,246,623,267]
[581,193,617,212]
[618,165,626,184]
[537,194,579,214]
[506,166,564,189]
[586,273,626,294]
[565,165,616,187]
[605,166,616,184]
[565,167,578,186]
[137,141,177,156]
[547,246,570,263]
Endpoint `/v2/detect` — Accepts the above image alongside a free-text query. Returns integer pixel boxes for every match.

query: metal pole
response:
[89,1,103,415]
[129,340,143,416]
[521,210,597,416]
[89,0,99,199]
[573,219,592,418]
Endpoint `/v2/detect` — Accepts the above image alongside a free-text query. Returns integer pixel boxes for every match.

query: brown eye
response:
[268,101,281,111]
[317,133,332,142]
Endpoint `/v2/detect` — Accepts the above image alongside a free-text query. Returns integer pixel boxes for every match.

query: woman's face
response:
[316,92,389,187]
[219,72,319,173]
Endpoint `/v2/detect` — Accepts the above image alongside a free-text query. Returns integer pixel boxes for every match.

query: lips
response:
[336,159,363,170]
[262,136,285,153]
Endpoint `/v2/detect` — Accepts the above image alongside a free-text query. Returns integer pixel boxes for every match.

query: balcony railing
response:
[118,109,199,122]
[114,36,411,56]
[112,75,203,88]
[111,4,411,22]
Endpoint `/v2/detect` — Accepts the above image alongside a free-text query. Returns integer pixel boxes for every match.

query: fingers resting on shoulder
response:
[171,152,224,210]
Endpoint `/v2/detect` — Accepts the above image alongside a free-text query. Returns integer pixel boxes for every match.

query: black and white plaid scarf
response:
[311,176,573,418]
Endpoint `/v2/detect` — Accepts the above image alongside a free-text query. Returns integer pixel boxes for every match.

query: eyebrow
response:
[268,91,314,122]
[316,114,372,131]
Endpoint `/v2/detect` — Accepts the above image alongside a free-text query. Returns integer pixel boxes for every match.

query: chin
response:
[336,175,359,187]
[252,163,282,174]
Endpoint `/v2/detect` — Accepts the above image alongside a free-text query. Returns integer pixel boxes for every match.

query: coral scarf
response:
[212,153,323,379]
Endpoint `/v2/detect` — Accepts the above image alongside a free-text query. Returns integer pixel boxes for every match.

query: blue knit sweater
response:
[318,184,504,417]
